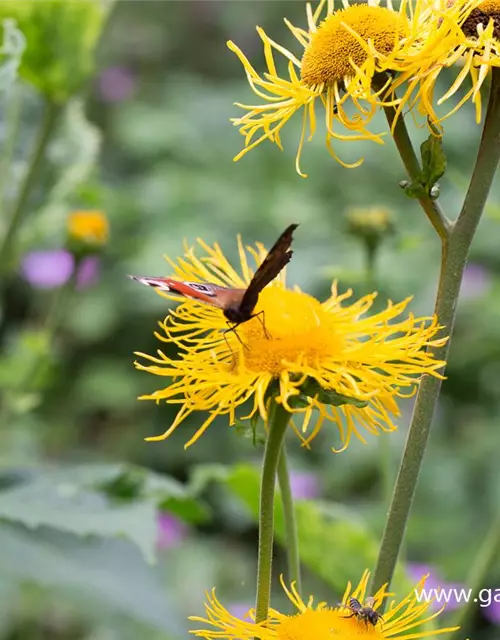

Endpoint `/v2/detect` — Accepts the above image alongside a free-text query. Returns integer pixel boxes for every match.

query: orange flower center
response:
[236,287,343,377]
[301,5,409,86]
[277,608,384,639]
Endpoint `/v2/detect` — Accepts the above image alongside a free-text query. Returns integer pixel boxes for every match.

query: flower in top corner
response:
[391,0,500,126]
[133,232,447,451]
[190,570,459,640]
[227,0,442,176]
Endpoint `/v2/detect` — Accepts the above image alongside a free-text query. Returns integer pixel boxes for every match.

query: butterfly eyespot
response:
[188,282,214,294]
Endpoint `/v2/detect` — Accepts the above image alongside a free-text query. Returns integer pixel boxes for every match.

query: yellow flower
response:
[392,0,495,125]
[190,570,459,640]
[227,0,435,176]
[67,210,109,246]
[346,206,395,239]
[134,234,447,450]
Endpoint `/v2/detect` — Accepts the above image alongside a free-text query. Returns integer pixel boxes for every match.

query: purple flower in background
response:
[76,256,101,289]
[483,600,500,625]
[407,562,465,611]
[21,250,101,290]
[98,66,135,103]
[290,471,320,500]
[157,512,188,550]
[460,264,491,300]
[227,603,252,621]
[21,249,74,289]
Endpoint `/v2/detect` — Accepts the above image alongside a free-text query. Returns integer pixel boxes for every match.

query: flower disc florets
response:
[301,5,409,85]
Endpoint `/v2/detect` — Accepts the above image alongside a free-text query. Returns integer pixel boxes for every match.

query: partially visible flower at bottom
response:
[156,511,189,550]
[21,250,101,290]
[135,234,447,451]
[190,570,459,640]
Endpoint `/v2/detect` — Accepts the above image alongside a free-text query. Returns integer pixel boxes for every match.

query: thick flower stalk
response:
[135,234,447,450]
[190,570,458,640]
[227,0,439,175]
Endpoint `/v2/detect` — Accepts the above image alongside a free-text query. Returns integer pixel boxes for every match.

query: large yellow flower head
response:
[190,570,458,640]
[134,233,447,450]
[227,0,436,176]
[392,0,496,124]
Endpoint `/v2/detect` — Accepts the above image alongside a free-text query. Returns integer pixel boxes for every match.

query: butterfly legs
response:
[222,311,269,353]
[251,310,270,339]
[222,322,244,354]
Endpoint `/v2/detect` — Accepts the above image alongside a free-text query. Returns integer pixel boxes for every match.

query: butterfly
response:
[129,224,298,334]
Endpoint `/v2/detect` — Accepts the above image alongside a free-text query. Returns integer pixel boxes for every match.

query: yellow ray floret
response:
[134,233,447,451]
[189,570,459,640]
[390,0,497,126]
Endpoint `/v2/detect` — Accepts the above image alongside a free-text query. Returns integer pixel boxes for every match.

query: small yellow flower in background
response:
[134,234,447,450]
[227,0,436,176]
[346,206,395,239]
[190,570,459,640]
[67,210,109,246]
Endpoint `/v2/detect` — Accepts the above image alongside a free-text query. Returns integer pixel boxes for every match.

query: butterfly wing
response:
[128,275,227,308]
[238,223,298,317]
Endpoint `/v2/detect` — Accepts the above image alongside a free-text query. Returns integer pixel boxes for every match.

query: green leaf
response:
[0,0,108,102]
[0,18,25,92]
[188,464,230,496]
[295,377,369,409]
[234,419,265,447]
[0,464,209,564]
[94,463,210,523]
[400,133,446,201]
[0,523,182,633]
[419,135,446,193]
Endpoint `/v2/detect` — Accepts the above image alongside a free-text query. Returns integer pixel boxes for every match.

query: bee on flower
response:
[189,570,459,640]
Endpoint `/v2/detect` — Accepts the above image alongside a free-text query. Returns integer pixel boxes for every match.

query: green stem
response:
[255,402,292,624]
[371,68,500,596]
[43,256,80,335]
[378,434,393,508]
[0,257,80,426]
[0,84,22,214]
[450,509,500,638]
[0,100,61,275]
[383,103,451,241]
[363,239,377,286]
[277,442,301,593]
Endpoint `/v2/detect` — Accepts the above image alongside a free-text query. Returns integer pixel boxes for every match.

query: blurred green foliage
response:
[0,0,108,103]
[0,2,498,640]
